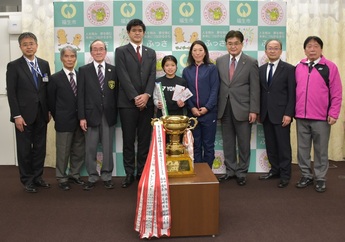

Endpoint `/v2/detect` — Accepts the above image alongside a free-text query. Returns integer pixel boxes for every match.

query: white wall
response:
[0,12,22,165]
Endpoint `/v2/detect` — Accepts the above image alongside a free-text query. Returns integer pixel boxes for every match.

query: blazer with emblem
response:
[6,56,51,124]
[48,69,79,132]
[217,53,260,121]
[77,62,118,127]
[115,43,156,108]
[259,60,296,124]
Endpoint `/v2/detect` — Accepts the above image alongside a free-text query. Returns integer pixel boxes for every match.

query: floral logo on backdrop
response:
[261,2,284,25]
[87,2,111,26]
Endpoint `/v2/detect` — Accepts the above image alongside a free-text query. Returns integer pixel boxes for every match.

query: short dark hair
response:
[303,36,323,49]
[161,55,177,69]
[60,46,77,58]
[126,19,146,32]
[18,32,37,45]
[187,40,211,66]
[265,39,283,50]
[225,30,244,43]
[89,39,107,52]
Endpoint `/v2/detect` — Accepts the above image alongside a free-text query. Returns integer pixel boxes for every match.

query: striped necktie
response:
[98,64,104,90]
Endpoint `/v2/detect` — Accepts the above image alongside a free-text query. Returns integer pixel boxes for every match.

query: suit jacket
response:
[6,56,51,124]
[115,43,156,108]
[259,60,296,124]
[48,69,79,132]
[217,53,260,121]
[77,62,118,127]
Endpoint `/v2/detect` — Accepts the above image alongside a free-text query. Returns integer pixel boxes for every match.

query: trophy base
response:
[166,152,195,177]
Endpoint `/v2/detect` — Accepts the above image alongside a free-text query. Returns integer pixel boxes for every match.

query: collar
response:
[230,52,242,62]
[63,67,76,77]
[93,61,106,69]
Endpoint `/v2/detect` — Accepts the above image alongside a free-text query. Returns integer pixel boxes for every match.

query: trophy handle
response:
[151,118,160,126]
[187,117,198,130]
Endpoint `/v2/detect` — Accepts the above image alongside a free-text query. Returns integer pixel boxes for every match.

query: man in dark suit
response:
[48,46,85,191]
[6,32,51,193]
[78,40,118,191]
[115,19,156,188]
[216,30,260,186]
[258,39,295,188]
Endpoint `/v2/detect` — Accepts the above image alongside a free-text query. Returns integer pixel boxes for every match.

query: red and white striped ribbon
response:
[135,120,171,239]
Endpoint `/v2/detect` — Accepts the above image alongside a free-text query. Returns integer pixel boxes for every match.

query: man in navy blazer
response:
[115,19,156,188]
[78,40,118,191]
[48,46,85,191]
[258,39,295,188]
[6,32,51,193]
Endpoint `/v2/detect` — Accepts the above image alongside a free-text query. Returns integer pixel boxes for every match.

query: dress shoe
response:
[259,173,279,180]
[83,181,95,191]
[68,177,85,185]
[278,179,289,188]
[122,174,134,188]
[104,180,114,189]
[218,174,235,182]
[296,177,314,188]
[34,179,51,189]
[136,174,141,181]
[236,177,246,186]
[58,182,71,191]
[25,184,37,193]
[315,180,326,193]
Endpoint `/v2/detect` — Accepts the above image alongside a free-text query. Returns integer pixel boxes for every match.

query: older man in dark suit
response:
[78,39,118,191]
[48,46,85,191]
[258,39,296,188]
[115,19,156,188]
[6,32,51,193]
[216,30,260,186]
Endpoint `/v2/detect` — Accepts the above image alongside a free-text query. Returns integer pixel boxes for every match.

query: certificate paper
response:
[172,84,193,102]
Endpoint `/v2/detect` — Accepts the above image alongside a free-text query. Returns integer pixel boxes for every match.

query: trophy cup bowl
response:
[161,115,197,156]
[159,115,198,177]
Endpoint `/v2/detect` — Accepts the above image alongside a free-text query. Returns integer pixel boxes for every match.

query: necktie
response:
[229,57,236,82]
[136,45,142,63]
[98,64,104,90]
[309,61,314,73]
[69,72,77,96]
[30,62,38,89]
[267,63,274,87]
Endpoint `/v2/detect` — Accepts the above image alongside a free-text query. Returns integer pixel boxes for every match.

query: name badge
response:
[42,73,49,82]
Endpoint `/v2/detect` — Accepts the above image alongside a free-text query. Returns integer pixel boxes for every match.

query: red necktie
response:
[229,57,235,82]
[136,45,142,63]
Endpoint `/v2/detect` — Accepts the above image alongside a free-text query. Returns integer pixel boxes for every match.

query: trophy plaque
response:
[159,115,198,177]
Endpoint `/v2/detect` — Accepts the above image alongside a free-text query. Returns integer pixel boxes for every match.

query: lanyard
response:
[28,61,42,77]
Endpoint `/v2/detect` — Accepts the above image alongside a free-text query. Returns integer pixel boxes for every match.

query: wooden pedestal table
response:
[168,163,219,237]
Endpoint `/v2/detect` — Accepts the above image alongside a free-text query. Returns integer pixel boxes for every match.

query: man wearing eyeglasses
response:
[216,30,260,186]
[78,39,118,191]
[258,39,296,188]
[6,32,51,193]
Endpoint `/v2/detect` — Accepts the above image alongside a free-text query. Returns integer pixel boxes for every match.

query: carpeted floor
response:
[1,162,345,242]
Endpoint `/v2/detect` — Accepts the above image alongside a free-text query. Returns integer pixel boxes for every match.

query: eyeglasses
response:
[21,42,36,48]
[227,42,242,47]
[266,48,281,51]
[92,48,105,53]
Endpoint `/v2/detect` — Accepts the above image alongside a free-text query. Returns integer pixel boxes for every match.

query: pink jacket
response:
[295,56,342,120]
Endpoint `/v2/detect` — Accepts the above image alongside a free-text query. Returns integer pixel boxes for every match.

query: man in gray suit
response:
[216,30,260,186]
